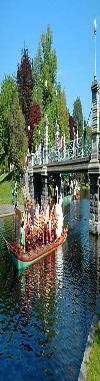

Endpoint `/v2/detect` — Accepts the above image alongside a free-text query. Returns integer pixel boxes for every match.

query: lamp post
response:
[55,88,58,123]
[12,175,15,205]
[44,114,48,164]
[76,126,78,146]
[27,125,31,154]
[94,18,97,80]
[55,119,59,161]
[44,80,48,111]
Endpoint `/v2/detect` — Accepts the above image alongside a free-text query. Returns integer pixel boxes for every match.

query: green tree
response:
[0,75,28,174]
[32,25,57,143]
[0,103,4,163]
[0,120,4,171]
[0,76,17,158]
[84,118,91,144]
[32,25,70,146]
[9,95,28,174]
[57,86,70,141]
[73,97,83,138]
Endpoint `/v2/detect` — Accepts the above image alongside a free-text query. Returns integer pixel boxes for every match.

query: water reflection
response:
[56,245,64,290]
[18,253,56,305]
[90,235,100,297]
[0,197,99,381]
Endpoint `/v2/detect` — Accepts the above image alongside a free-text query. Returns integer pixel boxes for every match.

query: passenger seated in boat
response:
[63,226,68,235]
[20,221,25,249]
[25,224,29,238]
[25,227,31,253]
[44,222,47,245]
[38,231,43,246]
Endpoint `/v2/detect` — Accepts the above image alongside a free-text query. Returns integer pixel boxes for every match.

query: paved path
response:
[0,204,24,217]
[0,204,15,217]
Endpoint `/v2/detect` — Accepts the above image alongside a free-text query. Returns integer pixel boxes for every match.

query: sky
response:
[0,0,100,120]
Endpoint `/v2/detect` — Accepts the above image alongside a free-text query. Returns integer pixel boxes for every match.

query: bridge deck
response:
[31,156,90,174]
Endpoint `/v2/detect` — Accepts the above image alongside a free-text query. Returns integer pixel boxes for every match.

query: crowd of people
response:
[20,196,66,253]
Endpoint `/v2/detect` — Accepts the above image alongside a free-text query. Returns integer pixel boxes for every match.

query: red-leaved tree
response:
[17,48,33,126]
[28,103,41,153]
[29,103,41,127]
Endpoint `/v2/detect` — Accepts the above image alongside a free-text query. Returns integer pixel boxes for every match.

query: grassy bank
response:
[81,183,90,190]
[87,321,100,381]
[0,179,23,205]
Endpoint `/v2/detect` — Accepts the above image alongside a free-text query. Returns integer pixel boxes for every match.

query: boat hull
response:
[5,234,66,271]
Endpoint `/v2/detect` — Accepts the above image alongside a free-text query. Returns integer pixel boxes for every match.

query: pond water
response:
[0,196,99,381]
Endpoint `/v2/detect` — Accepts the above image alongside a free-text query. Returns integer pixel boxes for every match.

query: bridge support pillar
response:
[88,78,100,235]
[89,173,100,235]
[29,174,34,200]
[33,174,42,204]
[42,175,48,200]
[41,165,48,201]
[53,174,61,203]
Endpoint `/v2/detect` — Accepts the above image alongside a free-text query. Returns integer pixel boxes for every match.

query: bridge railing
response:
[27,137,92,168]
[48,137,91,163]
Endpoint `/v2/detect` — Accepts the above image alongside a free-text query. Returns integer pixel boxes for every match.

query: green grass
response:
[87,321,100,381]
[0,179,23,205]
[81,183,90,190]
